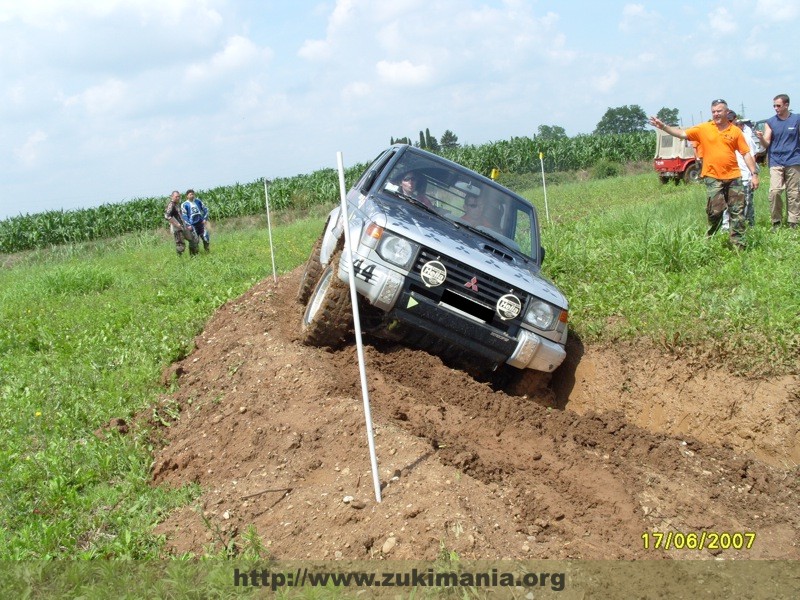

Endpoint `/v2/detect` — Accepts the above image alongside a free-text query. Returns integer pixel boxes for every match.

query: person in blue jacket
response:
[181,189,210,253]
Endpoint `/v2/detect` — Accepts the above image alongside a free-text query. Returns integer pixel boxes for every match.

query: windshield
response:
[381,152,538,258]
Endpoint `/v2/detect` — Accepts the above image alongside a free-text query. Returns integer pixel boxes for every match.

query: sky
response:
[1,0,798,220]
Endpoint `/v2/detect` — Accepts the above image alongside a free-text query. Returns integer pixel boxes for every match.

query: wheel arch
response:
[319,206,344,267]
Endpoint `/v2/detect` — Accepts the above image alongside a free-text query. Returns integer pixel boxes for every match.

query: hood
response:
[367,195,567,309]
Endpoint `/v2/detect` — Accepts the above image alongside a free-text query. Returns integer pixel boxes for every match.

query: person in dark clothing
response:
[164,190,196,256]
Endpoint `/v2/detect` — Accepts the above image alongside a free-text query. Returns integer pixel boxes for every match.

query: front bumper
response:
[338,252,566,373]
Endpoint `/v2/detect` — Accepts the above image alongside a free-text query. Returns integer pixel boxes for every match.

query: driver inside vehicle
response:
[461,192,493,228]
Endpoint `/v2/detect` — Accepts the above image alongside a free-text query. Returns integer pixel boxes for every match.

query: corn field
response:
[0,132,654,254]
[442,132,654,174]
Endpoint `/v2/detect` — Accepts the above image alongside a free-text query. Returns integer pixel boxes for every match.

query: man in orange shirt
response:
[650,99,760,249]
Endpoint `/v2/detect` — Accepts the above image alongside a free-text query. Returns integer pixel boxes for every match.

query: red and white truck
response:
[653,129,701,185]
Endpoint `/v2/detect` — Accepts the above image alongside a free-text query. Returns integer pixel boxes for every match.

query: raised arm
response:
[649,115,688,140]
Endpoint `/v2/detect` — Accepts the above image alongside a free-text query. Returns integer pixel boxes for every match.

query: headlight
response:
[523,298,558,330]
[377,234,419,270]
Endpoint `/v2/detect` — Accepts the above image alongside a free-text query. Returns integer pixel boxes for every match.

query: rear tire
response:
[684,162,701,184]
[300,252,353,348]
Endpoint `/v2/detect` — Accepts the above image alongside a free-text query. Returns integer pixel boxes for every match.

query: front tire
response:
[501,367,555,406]
[300,253,353,348]
[297,228,326,304]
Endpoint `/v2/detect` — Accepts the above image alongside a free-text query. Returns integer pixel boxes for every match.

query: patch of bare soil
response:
[148,268,799,560]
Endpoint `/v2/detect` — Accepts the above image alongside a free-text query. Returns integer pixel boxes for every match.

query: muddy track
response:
[148,269,799,560]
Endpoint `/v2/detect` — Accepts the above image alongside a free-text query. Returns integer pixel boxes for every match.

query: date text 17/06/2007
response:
[642,531,756,551]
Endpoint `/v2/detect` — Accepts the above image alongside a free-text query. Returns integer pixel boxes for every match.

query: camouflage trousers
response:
[172,226,199,256]
[704,177,746,248]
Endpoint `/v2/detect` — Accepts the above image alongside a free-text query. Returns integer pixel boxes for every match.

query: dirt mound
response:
[149,268,799,560]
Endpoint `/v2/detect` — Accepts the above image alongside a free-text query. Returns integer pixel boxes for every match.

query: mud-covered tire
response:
[296,224,327,305]
[300,254,353,348]
[503,367,554,405]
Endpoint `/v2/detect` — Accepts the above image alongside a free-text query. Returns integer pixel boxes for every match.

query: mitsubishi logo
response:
[465,277,479,292]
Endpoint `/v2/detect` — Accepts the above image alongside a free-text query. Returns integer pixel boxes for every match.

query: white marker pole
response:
[336,152,382,504]
[539,152,550,224]
[263,178,277,283]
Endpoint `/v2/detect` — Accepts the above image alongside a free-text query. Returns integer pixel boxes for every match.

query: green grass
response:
[525,172,799,375]
[0,217,322,561]
[0,171,798,592]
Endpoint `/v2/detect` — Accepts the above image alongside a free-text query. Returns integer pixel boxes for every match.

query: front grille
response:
[411,248,526,329]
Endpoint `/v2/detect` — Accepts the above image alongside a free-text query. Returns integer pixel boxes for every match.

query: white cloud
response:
[14,130,47,166]
[0,0,223,28]
[619,4,659,32]
[707,7,738,34]
[298,0,359,62]
[298,39,330,61]
[755,0,800,22]
[544,33,577,63]
[376,60,432,86]
[329,0,358,30]
[185,35,271,83]
[2,0,799,221]
[592,70,619,93]
[693,47,718,68]
[342,81,372,101]
[743,25,771,61]
[63,79,128,115]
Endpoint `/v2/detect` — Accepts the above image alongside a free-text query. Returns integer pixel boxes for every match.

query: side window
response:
[355,149,396,192]
[511,207,533,258]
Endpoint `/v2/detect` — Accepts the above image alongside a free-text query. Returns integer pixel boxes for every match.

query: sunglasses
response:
[710,98,727,106]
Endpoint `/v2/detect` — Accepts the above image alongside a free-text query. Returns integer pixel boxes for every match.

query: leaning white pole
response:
[336,151,382,504]
[263,178,278,283]
[539,151,550,224]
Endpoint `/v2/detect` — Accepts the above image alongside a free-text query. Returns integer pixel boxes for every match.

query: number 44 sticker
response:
[352,259,376,284]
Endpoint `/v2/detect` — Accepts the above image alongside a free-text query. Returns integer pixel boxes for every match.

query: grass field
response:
[1,171,798,592]
[530,173,799,376]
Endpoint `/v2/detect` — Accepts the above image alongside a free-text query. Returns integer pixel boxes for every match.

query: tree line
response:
[391,105,682,149]
[391,128,460,151]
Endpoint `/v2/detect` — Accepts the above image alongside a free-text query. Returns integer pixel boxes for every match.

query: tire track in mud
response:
[149,270,799,560]
[332,349,710,556]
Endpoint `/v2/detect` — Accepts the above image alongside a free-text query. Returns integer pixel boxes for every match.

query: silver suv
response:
[297,144,569,389]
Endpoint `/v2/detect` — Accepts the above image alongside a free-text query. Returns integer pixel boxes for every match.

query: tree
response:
[440,130,459,149]
[655,107,680,127]
[594,105,648,135]
[390,136,412,145]
[536,125,567,140]
[417,129,441,152]
[425,128,440,152]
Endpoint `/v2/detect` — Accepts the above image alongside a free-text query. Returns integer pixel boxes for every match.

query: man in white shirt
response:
[722,110,759,229]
